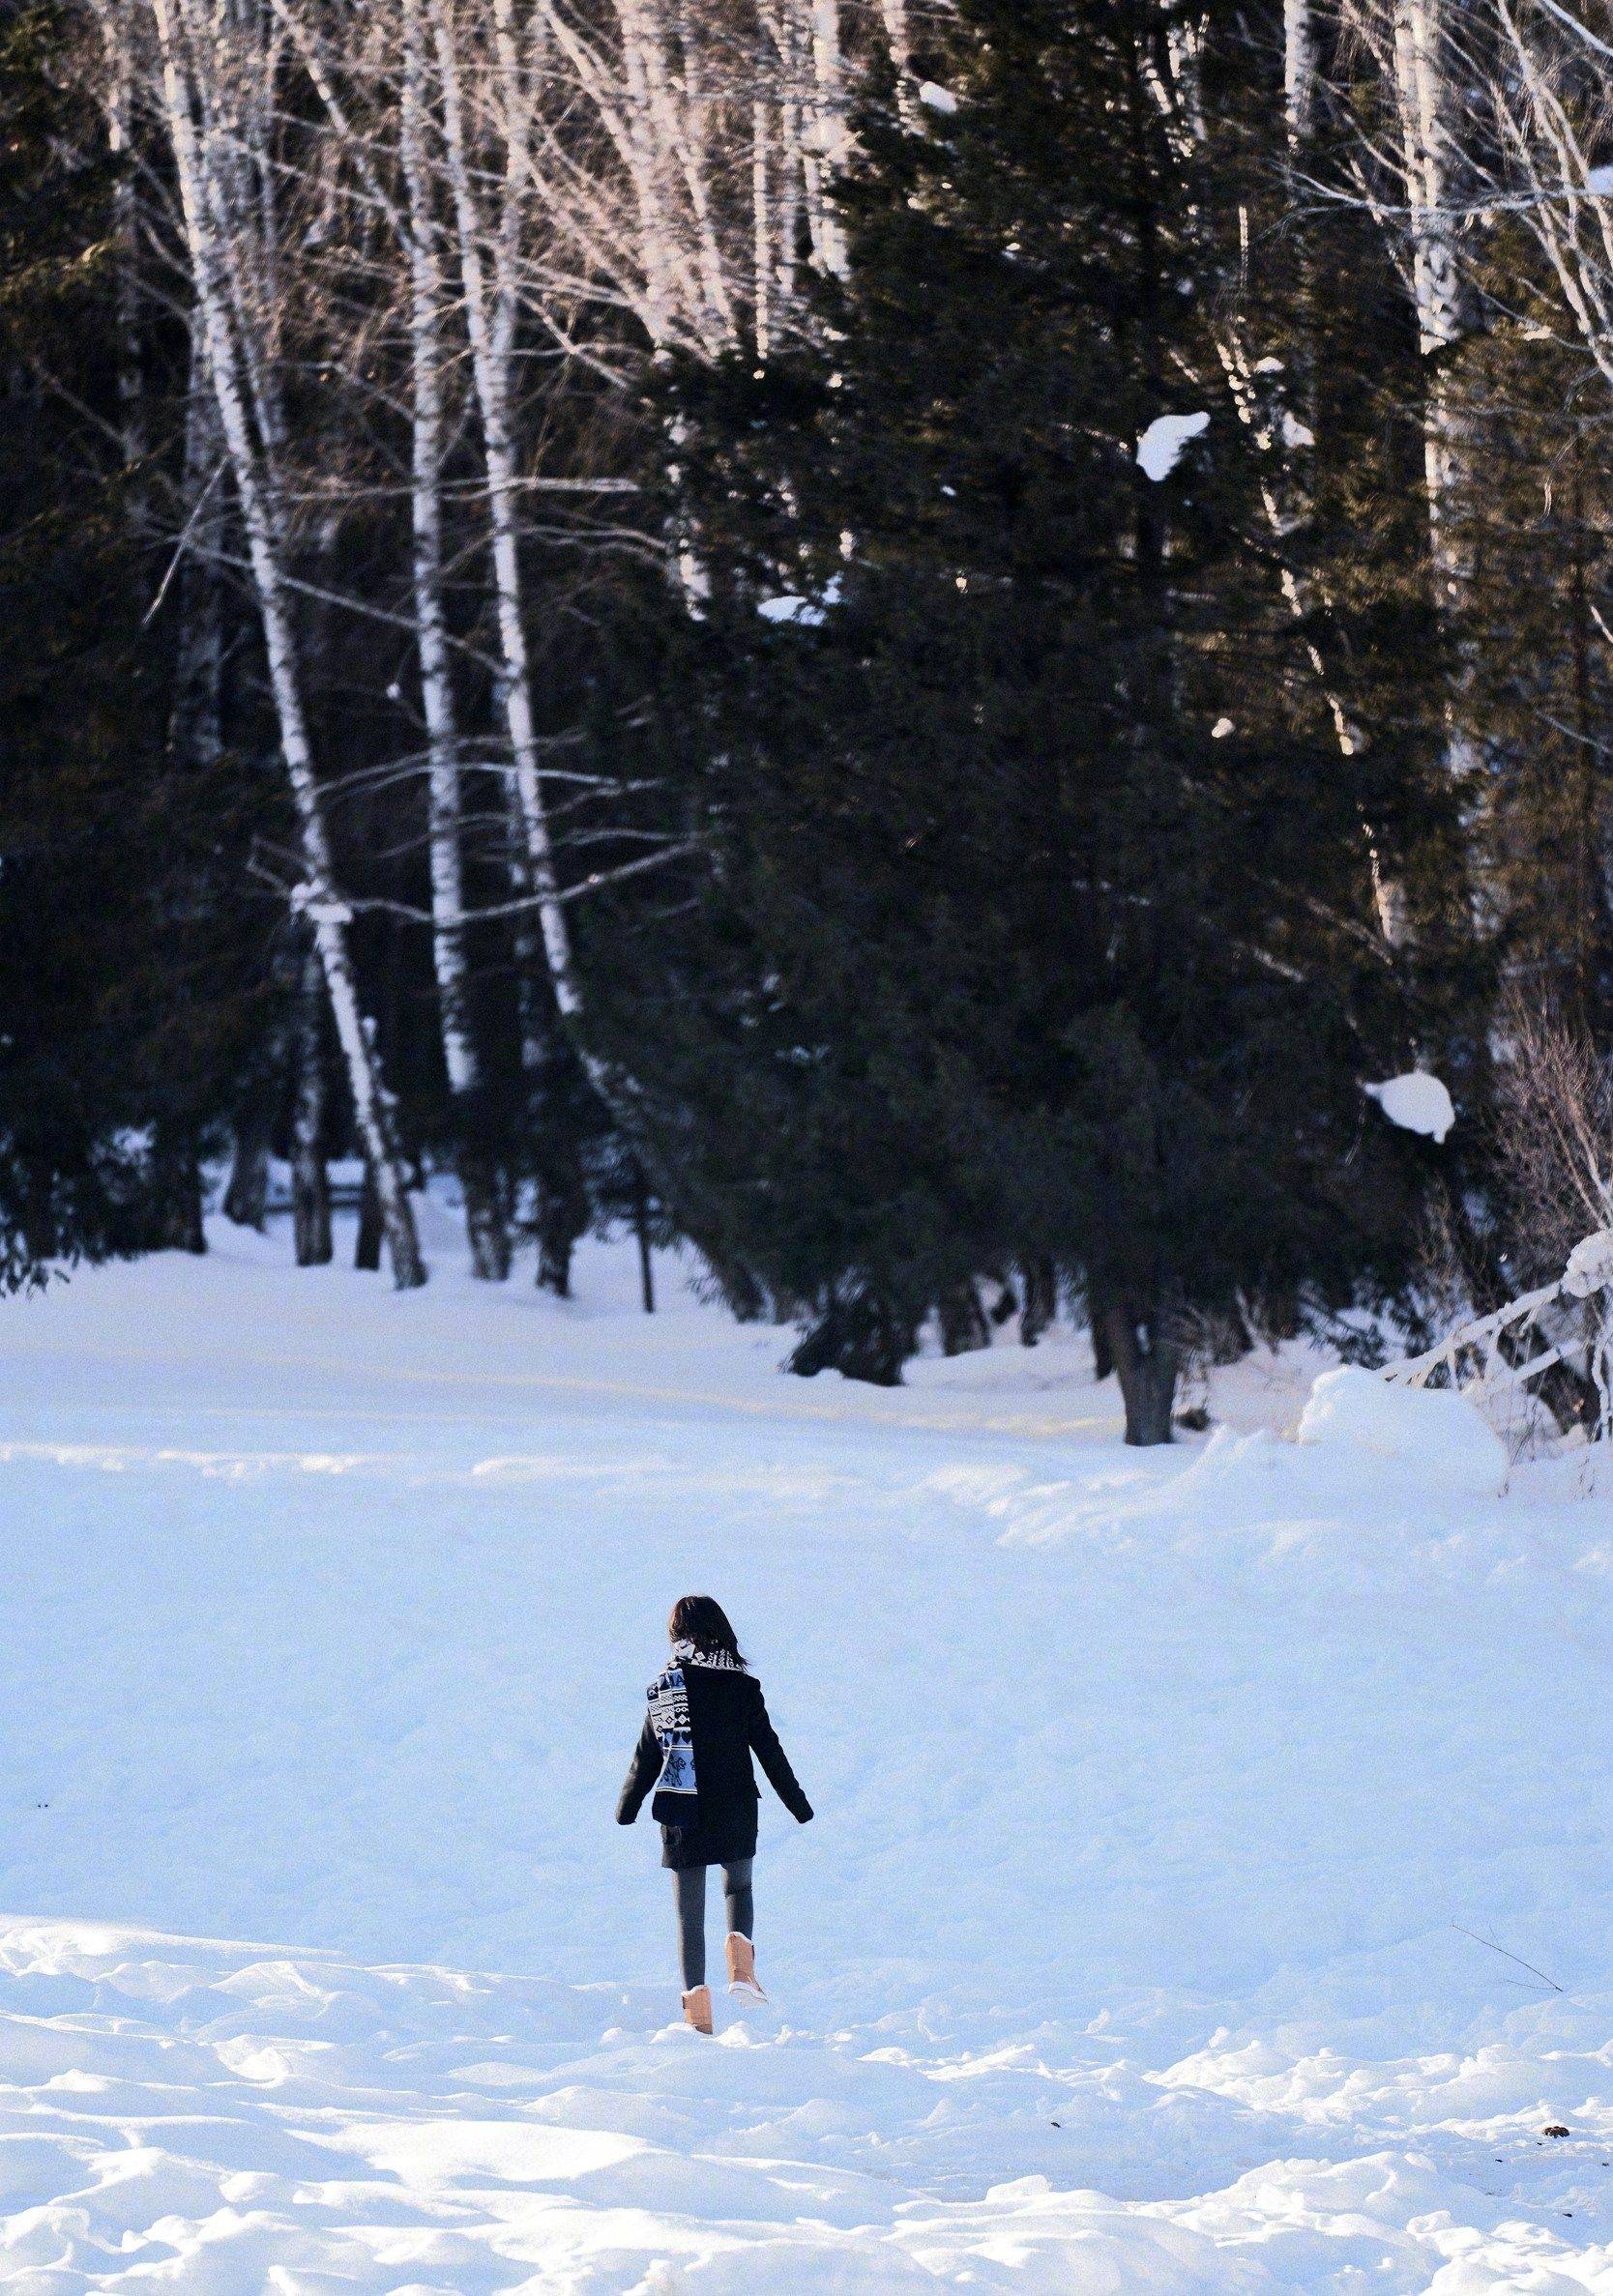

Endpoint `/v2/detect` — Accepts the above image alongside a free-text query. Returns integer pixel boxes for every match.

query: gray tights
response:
[673,1858,753,1991]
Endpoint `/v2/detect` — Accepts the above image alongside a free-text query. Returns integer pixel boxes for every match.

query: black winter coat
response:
[616,1655,812,1870]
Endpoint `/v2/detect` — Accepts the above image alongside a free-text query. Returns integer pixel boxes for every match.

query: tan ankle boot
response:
[682,1985,713,2034]
[725,1933,766,2001]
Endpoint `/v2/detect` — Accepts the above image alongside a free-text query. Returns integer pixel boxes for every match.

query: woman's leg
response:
[721,1856,754,1941]
[720,1858,762,1995]
[673,1865,707,1991]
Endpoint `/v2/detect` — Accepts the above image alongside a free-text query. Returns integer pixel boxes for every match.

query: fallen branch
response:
[1452,1922,1565,1993]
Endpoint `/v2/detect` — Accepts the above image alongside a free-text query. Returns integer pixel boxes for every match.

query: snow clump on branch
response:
[1136,411,1210,480]
[1362,1071,1455,1144]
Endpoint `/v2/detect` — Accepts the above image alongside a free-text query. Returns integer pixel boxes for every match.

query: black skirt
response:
[658,1799,759,1870]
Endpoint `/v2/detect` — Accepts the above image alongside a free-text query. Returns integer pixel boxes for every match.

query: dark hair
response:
[668,1594,746,1665]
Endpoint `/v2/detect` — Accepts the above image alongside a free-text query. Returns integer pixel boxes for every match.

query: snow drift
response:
[0,1212,1605,2288]
[1297,1362,1508,1493]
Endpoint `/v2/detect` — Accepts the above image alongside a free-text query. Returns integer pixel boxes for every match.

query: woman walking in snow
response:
[617,1594,812,2033]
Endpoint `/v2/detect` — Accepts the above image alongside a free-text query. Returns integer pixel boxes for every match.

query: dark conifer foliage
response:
[5,0,1609,1437]
[0,1,273,1285]
[650,0,1465,1432]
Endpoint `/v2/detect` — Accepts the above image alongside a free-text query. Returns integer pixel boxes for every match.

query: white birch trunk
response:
[428,0,714,1248]
[104,9,147,478]
[148,0,425,1288]
[667,1,738,346]
[752,97,773,358]
[168,320,224,778]
[1392,0,1481,781]
[613,0,703,343]
[428,0,595,1052]
[806,0,849,276]
[877,0,919,125]
[1285,0,1318,142]
[401,0,510,1280]
[1280,0,1407,945]
[776,92,804,317]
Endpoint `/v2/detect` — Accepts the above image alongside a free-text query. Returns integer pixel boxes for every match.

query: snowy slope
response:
[0,1206,1609,2289]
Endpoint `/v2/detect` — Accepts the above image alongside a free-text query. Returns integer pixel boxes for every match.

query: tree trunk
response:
[1020,1256,1057,1346]
[21,1167,56,1266]
[1098,1296,1180,1445]
[221,1106,271,1230]
[1391,0,1482,787]
[291,937,333,1266]
[104,8,146,478]
[431,6,574,1009]
[535,1155,588,1296]
[513,974,585,1296]
[355,1166,383,1272]
[150,1125,207,1254]
[430,0,682,1207]
[616,0,735,346]
[937,1280,989,1355]
[803,0,850,276]
[876,0,920,126]
[168,328,224,779]
[401,0,509,1283]
[751,97,773,357]
[149,0,425,1290]
[1259,1284,1303,1343]
[986,1274,1018,1326]
[631,1158,656,1312]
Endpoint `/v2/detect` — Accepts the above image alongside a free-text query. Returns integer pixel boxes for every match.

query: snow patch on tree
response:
[1563,1230,1613,1298]
[1136,411,1210,480]
[758,594,825,626]
[1363,1070,1455,1143]
[758,574,842,626]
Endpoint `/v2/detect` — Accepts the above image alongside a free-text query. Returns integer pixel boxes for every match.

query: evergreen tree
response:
[0,0,271,1282]
[656,0,1463,1434]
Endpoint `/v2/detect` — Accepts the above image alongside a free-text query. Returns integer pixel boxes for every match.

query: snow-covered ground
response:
[0,1198,1609,2289]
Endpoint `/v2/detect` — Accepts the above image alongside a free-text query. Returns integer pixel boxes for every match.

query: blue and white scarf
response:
[648,1639,750,1807]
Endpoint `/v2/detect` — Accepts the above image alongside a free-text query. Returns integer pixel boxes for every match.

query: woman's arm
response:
[748,1683,813,1822]
[616,1715,660,1823]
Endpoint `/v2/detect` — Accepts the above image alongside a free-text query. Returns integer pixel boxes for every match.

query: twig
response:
[1452,1922,1565,1993]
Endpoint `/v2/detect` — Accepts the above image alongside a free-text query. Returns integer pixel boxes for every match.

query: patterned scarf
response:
[648,1638,750,1809]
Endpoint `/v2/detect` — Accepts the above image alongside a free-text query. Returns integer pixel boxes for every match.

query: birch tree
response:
[399,0,511,1278]
[144,0,426,1286]
[425,0,614,1197]
[422,2,702,1105]
[1335,0,1487,787]
[1388,0,1484,782]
